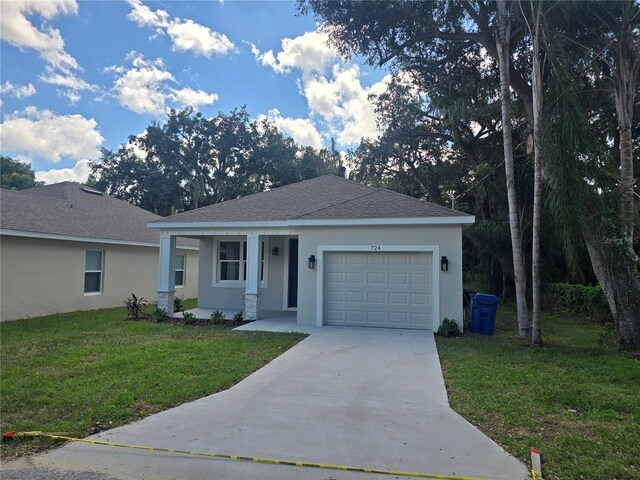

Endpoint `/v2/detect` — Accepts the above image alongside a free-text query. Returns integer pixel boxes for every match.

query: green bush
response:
[182,311,197,325]
[173,295,185,312]
[210,310,225,325]
[233,311,244,323]
[542,283,612,323]
[437,318,461,337]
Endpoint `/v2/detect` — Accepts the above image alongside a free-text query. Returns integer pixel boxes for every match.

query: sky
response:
[0,0,391,184]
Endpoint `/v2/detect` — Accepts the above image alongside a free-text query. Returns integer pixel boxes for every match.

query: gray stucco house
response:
[151,175,474,331]
[0,183,198,321]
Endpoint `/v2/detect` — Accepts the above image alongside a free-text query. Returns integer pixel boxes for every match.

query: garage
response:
[323,251,433,329]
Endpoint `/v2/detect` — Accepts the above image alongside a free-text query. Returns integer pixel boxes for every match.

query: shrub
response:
[182,311,197,325]
[124,293,147,320]
[210,310,226,325]
[437,318,461,337]
[173,295,185,312]
[233,311,244,323]
[542,283,612,323]
[151,306,169,323]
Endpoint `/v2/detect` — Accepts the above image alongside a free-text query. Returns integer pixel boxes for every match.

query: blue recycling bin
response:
[470,293,499,335]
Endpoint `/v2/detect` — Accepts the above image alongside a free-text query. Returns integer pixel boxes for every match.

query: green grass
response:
[0,304,305,459]
[436,305,640,480]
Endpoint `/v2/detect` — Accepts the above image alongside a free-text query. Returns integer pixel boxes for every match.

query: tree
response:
[1,156,42,190]
[89,108,346,216]
[496,0,530,338]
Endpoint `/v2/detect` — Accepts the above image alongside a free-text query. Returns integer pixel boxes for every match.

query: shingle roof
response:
[152,175,471,224]
[0,182,194,246]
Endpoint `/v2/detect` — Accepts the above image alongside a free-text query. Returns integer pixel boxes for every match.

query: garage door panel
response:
[389,292,409,305]
[389,273,408,285]
[324,251,433,330]
[366,292,386,304]
[389,312,409,325]
[367,311,386,323]
[367,273,386,284]
[388,255,408,266]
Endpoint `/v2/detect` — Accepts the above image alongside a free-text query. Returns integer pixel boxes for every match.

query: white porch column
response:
[157,232,176,315]
[244,232,261,320]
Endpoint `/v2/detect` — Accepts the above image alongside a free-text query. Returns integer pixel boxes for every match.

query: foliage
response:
[0,306,305,459]
[173,295,184,312]
[210,310,225,325]
[151,306,169,323]
[233,311,244,323]
[437,318,461,338]
[124,293,148,320]
[436,304,640,479]
[182,311,197,325]
[88,108,345,216]
[0,156,42,190]
[542,283,613,324]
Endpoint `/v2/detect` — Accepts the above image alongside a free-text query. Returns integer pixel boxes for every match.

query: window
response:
[84,250,103,294]
[218,240,265,282]
[175,254,185,287]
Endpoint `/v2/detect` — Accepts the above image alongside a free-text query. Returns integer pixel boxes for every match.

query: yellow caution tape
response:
[8,431,493,480]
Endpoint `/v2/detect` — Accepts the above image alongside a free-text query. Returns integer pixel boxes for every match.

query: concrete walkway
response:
[3,327,528,480]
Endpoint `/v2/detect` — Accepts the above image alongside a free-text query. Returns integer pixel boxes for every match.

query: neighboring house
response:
[150,175,474,331]
[0,182,198,321]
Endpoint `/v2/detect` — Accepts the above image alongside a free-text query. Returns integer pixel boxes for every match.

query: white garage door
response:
[323,252,433,329]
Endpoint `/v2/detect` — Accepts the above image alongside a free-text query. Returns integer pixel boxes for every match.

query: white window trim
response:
[84,249,104,296]
[212,237,269,288]
[315,245,440,329]
[175,254,186,288]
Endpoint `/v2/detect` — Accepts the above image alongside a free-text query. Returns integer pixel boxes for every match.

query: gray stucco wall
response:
[197,235,287,311]
[0,236,199,321]
[296,224,464,329]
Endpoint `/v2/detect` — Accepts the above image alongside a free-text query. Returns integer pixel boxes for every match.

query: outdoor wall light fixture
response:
[272,247,279,256]
[308,255,316,269]
[441,256,449,272]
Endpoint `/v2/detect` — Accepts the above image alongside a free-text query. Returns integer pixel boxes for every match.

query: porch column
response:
[244,232,261,320]
[157,232,176,315]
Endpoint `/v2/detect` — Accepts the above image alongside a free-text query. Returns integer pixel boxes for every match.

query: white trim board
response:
[0,229,198,250]
[149,216,475,230]
[314,245,441,330]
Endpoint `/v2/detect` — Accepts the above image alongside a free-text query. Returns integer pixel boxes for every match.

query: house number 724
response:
[371,245,381,251]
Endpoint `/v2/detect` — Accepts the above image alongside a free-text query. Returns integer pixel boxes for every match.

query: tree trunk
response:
[497,0,529,337]
[613,1,639,244]
[583,212,640,350]
[529,0,544,346]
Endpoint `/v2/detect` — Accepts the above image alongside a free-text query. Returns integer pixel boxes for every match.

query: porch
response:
[172,308,318,333]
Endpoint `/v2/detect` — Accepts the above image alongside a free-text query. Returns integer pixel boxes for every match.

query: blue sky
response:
[0,0,390,184]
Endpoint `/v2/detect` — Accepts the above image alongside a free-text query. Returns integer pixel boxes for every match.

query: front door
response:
[287,238,298,308]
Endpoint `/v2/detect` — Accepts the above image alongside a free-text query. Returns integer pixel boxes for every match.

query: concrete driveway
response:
[3,327,528,480]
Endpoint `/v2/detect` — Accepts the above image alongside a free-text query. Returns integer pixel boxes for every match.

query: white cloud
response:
[252,30,392,147]
[302,65,392,145]
[0,107,104,163]
[250,31,338,77]
[0,81,36,98]
[168,87,218,108]
[0,1,95,100]
[108,53,219,115]
[35,159,92,184]
[127,0,235,58]
[258,109,324,149]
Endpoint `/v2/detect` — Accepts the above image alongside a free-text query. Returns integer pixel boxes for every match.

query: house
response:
[150,175,474,330]
[0,182,198,321]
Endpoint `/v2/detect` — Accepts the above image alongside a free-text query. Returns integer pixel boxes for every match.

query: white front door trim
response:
[315,244,440,329]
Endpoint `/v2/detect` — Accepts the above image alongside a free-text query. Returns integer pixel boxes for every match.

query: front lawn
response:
[436,305,640,480]
[0,305,305,460]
